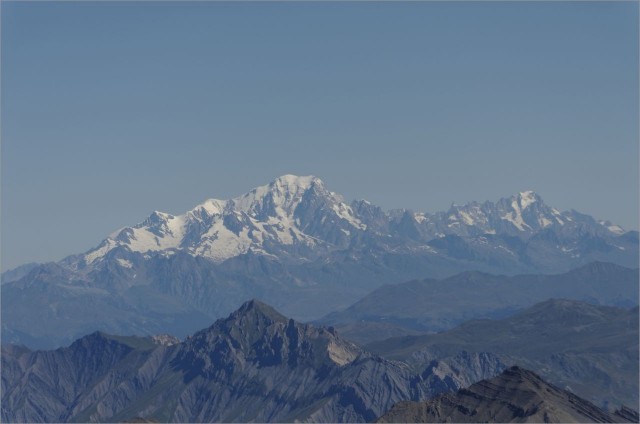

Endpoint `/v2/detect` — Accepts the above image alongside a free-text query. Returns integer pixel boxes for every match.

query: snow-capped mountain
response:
[81,175,365,266]
[390,190,623,241]
[3,174,637,349]
[75,175,631,269]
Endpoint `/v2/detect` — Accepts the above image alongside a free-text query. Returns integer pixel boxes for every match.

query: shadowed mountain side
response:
[1,300,500,423]
[367,299,639,409]
[376,366,638,423]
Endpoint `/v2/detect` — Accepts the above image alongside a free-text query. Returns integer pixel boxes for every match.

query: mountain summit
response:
[82,174,364,265]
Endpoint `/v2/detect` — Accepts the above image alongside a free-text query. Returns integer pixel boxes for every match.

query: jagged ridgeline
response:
[2,175,638,349]
[3,300,637,423]
[1,300,485,423]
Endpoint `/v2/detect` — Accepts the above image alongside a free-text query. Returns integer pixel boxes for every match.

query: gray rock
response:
[1,301,474,423]
[377,366,636,423]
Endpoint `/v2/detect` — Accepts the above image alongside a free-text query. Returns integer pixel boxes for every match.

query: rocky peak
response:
[174,300,363,380]
[227,298,289,326]
[498,365,546,384]
[377,366,635,423]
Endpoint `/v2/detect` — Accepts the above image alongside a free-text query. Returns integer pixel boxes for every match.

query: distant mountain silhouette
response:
[321,262,638,343]
[367,299,639,409]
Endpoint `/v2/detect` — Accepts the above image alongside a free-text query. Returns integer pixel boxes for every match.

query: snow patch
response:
[519,190,537,209]
[116,258,133,268]
[501,200,531,231]
[458,210,475,226]
[606,224,625,235]
[332,203,366,230]
[539,216,552,228]
[84,239,117,265]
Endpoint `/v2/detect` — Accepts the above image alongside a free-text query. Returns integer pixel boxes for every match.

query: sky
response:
[1,1,638,271]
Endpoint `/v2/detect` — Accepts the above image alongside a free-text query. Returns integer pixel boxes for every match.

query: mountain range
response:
[3,299,636,423]
[367,299,639,409]
[1,300,501,423]
[2,175,638,348]
[39,175,638,270]
[320,261,638,344]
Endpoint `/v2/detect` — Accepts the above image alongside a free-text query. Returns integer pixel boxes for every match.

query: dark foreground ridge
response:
[377,366,638,423]
[1,299,490,423]
[3,299,637,423]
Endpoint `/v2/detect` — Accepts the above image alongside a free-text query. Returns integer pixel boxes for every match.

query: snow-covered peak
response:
[274,174,320,190]
[77,180,629,269]
[231,175,324,216]
[80,174,362,266]
[499,191,549,231]
[517,190,539,210]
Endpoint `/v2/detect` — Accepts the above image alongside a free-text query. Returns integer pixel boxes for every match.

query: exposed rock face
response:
[377,366,636,423]
[367,299,639,410]
[1,300,481,423]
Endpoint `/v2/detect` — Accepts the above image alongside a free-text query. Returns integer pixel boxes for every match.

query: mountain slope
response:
[2,300,496,423]
[367,299,639,409]
[376,366,637,423]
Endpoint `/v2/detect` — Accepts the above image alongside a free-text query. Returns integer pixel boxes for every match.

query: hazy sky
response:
[2,1,638,270]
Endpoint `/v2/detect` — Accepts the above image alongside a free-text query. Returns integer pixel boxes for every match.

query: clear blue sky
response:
[2,1,638,270]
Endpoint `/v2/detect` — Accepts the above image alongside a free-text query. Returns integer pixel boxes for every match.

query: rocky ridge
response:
[1,300,502,423]
[377,366,637,423]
